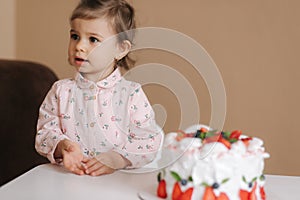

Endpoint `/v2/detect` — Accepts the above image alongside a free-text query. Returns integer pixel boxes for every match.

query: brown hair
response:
[70,0,136,70]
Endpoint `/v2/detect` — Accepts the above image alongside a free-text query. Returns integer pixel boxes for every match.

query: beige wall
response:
[0,0,16,58]
[2,0,300,175]
[15,0,78,78]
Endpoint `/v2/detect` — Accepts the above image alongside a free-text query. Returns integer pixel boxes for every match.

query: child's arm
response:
[35,82,79,163]
[114,85,163,169]
[35,82,86,174]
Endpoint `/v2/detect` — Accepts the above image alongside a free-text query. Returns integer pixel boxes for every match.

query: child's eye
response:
[70,34,79,40]
[90,37,100,43]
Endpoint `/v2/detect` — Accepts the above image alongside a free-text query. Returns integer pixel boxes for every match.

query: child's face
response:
[68,17,120,81]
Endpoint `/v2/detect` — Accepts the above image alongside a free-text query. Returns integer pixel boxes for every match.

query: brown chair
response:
[0,59,58,186]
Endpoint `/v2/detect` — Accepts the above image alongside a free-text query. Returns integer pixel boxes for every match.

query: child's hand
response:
[82,157,116,176]
[82,151,131,176]
[55,139,85,175]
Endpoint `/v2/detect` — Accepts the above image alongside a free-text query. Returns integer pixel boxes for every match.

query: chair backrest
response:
[0,59,58,185]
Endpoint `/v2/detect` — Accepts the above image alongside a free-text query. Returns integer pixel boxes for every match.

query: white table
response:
[1,164,299,200]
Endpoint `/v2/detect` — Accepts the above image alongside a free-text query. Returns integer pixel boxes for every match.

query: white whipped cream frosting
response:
[161,124,269,200]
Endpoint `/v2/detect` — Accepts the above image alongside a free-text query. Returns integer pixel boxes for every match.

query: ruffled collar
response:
[75,68,122,89]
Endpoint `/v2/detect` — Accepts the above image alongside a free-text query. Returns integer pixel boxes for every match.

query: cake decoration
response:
[156,124,269,200]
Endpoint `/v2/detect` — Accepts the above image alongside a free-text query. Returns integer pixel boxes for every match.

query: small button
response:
[89,151,95,157]
[89,85,95,89]
[90,122,95,127]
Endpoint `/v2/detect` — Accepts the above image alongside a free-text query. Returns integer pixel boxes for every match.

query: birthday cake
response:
[156,124,269,200]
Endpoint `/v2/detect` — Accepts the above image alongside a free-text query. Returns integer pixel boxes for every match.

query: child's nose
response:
[75,39,88,52]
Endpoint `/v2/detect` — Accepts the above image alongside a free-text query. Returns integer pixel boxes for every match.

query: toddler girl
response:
[35,0,163,176]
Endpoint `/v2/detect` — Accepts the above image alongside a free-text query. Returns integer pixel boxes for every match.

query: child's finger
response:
[85,160,104,174]
[76,160,86,171]
[90,166,104,176]
[90,166,115,176]
[71,165,85,175]
[82,157,90,163]
[84,158,98,168]
[65,159,84,175]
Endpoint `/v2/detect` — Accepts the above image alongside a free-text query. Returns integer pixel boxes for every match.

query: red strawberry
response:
[241,137,252,147]
[216,192,229,200]
[260,187,266,200]
[203,187,216,200]
[218,137,231,149]
[249,182,257,200]
[239,190,249,200]
[203,135,219,144]
[157,179,167,198]
[239,182,258,200]
[172,182,182,200]
[200,127,208,133]
[230,130,242,139]
[179,187,193,200]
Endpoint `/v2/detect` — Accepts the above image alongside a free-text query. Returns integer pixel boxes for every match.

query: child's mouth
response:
[75,57,88,62]
[75,57,88,65]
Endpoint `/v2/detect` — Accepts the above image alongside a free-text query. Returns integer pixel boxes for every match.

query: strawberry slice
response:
[260,187,266,200]
[179,187,193,200]
[239,190,249,200]
[241,137,252,147]
[203,135,219,144]
[249,182,257,200]
[216,192,229,200]
[203,187,216,200]
[230,130,242,139]
[172,182,182,200]
[240,182,258,200]
[200,127,208,133]
[157,179,167,198]
[218,137,231,149]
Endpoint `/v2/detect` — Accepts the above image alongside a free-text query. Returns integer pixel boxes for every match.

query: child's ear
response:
[115,40,131,60]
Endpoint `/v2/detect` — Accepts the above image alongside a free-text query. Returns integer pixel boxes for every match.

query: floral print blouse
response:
[35,68,163,168]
